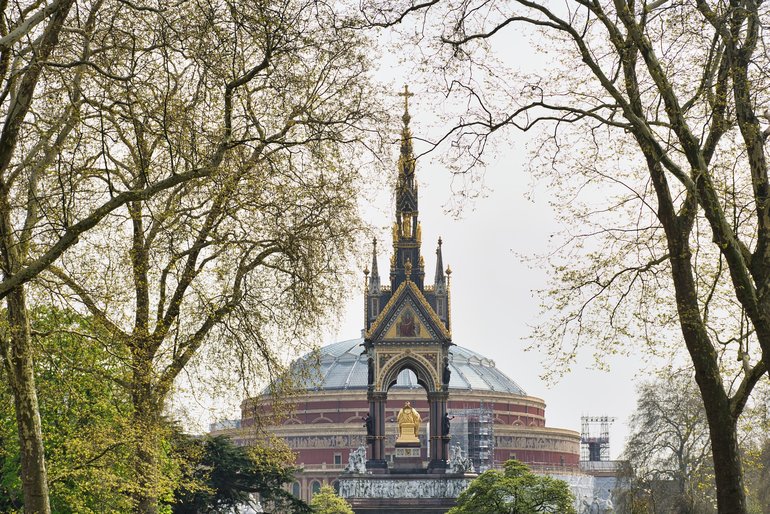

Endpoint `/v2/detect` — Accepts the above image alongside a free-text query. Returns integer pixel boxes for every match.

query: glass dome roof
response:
[290,338,526,395]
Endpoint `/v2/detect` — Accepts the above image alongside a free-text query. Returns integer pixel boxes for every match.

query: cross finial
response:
[398,84,414,124]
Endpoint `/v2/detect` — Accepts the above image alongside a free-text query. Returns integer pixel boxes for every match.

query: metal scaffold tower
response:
[580,416,615,462]
[447,403,495,472]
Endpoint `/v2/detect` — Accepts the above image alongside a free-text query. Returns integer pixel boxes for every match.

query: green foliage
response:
[0,392,22,512]
[170,435,311,514]
[448,459,575,514]
[309,485,354,514]
[0,307,134,513]
[750,439,770,513]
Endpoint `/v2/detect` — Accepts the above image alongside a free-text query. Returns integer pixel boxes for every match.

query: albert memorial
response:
[212,89,620,514]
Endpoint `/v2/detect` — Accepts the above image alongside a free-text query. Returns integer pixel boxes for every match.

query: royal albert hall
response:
[212,93,583,504]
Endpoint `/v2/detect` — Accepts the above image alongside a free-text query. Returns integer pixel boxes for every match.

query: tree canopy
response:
[171,435,311,514]
[309,485,354,514]
[0,307,134,513]
[0,0,384,510]
[448,459,575,514]
[620,370,770,514]
[620,371,715,514]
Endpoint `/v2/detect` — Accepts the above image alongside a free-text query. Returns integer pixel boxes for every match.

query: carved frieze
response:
[495,435,578,452]
[283,434,367,449]
[339,476,474,499]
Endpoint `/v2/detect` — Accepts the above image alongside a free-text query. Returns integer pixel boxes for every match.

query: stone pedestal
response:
[339,473,476,514]
[396,422,419,445]
[392,442,422,470]
[365,459,389,474]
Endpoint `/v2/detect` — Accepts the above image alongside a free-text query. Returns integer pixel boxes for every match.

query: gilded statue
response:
[396,401,421,444]
[402,213,412,238]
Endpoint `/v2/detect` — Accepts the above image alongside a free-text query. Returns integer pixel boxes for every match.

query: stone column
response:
[366,391,388,472]
[427,390,449,472]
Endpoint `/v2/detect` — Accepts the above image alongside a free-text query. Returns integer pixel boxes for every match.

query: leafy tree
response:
[51,58,374,512]
[448,459,575,514]
[171,435,311,514]
[361,0,770,510]
[0,307,134,513]
[620,372,715,514]
[0,0,383,511]
[0,0,382,512]
[309,485,354,514]
[0,0,239,508]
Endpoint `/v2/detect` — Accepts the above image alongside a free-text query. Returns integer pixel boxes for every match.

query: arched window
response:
[311,481,321,495]
[292,482,300,498]
[332,480,340,493]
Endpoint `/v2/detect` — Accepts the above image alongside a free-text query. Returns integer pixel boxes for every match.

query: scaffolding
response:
[580,416,615,462]
[448,403,494,472]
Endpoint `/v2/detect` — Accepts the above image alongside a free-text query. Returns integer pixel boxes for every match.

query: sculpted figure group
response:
[344,446,367,474]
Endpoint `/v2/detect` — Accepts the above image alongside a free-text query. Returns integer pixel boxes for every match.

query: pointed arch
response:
[379,355,437,393]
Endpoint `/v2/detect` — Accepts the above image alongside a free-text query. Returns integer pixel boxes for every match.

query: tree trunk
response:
[2,287,51,514]
[672,274,747,513]
[671,269,748,513]
[131,356,163,514]
[706,408,746,514]
[645,149,748,513]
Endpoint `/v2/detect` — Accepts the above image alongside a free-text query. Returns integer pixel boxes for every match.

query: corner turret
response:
[365,239,382,324]
[433,238,449,323]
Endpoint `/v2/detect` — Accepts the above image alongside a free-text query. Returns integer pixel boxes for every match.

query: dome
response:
[290,338,526,395]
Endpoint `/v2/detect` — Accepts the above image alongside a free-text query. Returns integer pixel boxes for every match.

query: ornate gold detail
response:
[365,281,451,340]
[396,310,420,337]
[416,222,422,243]
[396,402,421,444]
[402,213,412,238]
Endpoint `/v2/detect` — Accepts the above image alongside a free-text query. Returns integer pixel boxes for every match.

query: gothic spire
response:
[434,237,446,292]
[391,85,424,291]
[396,84,417,210]
[368,238,380,293]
